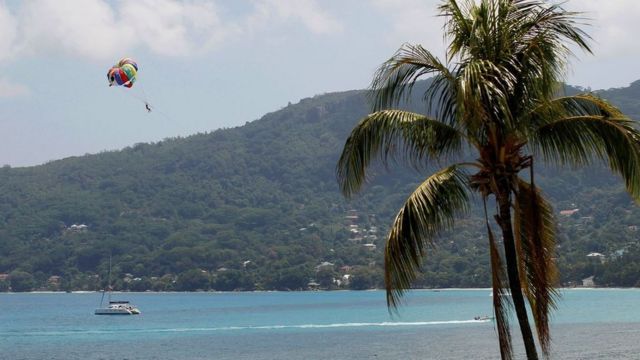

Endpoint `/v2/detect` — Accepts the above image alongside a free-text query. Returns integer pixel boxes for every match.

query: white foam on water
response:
[4,319,490,337]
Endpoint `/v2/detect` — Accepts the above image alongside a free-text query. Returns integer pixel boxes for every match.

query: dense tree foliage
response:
[0,80,640,293]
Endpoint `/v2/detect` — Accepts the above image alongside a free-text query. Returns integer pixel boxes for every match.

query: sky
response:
[1,0,640,167]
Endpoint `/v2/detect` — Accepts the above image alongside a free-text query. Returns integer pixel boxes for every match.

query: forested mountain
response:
[2,80,640,292]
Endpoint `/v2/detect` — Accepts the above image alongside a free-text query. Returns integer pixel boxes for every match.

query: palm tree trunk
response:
[496,186,539,360]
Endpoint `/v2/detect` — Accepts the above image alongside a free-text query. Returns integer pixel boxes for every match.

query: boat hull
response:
[94,308,135,315]
[94,302,140,315]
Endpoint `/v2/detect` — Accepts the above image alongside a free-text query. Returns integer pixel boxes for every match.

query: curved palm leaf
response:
[457,58,515,132]
[526,94,624,130]
[385,165,470,308]
[437,0,472,61]
[336,110,465,197]
[514,178,558,357]
[514,2,590,99]
[370,44,457,121]
[529,107,640,199]
[438,1,593,134]
[512,0,591,54]
[507,2,592,124]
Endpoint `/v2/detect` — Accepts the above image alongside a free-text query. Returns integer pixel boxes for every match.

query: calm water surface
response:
[1,289,639,359]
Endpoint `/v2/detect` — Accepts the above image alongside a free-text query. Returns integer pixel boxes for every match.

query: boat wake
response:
[3,319,491,337]
[207,319,487,331]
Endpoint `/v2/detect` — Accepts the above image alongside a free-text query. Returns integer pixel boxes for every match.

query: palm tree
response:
[336,1,640,359]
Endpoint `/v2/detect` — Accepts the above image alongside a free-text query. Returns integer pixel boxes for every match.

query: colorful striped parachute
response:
[107,58,138,88]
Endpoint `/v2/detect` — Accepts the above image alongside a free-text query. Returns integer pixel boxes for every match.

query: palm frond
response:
[504,1,591,123]
[515,0,592,54]
[336,110,465,197]
[514,178,558,357]
[438,0,472,61]
[370,44,455,114]
[531,94,624,122]
[385,165,470,308]
[458,58,515,129]
[529,105,640,199]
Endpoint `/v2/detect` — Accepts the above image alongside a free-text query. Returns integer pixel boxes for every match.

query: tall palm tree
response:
[336,1,640,359]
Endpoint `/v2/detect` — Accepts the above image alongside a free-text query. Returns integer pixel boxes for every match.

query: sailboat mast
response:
[107,254,112,303]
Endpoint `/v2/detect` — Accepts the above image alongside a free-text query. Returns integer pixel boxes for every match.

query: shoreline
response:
[2,286,639,294]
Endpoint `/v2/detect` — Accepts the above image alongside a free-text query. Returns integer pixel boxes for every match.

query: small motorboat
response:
[474,315,494,321]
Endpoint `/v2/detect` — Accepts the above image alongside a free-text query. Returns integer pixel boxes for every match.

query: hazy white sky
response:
[1,0,639,167]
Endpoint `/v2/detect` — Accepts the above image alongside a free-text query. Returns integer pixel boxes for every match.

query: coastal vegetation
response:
[336,1,640,359]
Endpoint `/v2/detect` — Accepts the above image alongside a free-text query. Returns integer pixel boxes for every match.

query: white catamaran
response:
[95,256,140,315]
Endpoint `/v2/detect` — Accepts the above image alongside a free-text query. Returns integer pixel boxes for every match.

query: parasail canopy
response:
[107,58,138,88]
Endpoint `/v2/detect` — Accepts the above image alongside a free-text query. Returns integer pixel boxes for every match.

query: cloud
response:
[370,0,447,57]
[563,1,640,58]
[247,0,343,35]
[369,0,640,61]
[0,0,343,62]
[10,0,235,61]
[119,0,232,56]
[0,79,29,97]
[18,0,129,60]
[0,4,18,62]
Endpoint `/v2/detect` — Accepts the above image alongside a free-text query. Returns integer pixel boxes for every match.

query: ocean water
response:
[1,289,639,359]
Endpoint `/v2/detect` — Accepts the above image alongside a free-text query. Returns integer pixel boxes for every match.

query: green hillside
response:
[1,81,640,292]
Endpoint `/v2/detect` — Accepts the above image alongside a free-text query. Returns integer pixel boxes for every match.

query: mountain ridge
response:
[1,80,640,292]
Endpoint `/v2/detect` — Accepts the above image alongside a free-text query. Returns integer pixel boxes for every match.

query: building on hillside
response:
[611,248,628,260]
[559,209,579,216]
[315,262,334,272]
[341,274,351,286]
[307,281,320,290]
[362,243,377,251]
[345,210,363,242]
[345,210,359,222]
[67,224,88,232]
[586,252,606,263]
[581,276,595,287]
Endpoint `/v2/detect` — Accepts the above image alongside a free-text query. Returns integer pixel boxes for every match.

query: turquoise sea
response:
[1,289,640,359]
